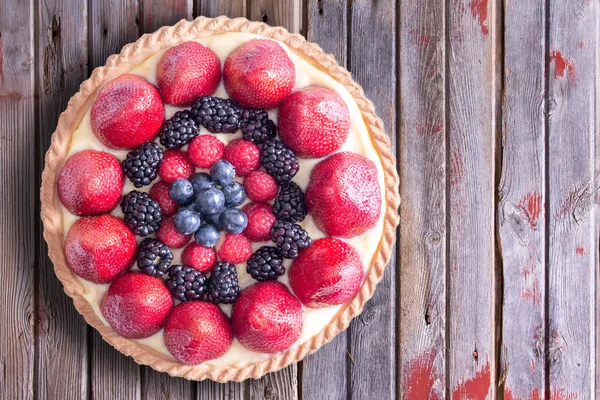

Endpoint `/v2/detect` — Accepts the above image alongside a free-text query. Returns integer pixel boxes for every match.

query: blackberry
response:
[273,182,307,223]
[159,110,199,149]
[260,139,299,185]
[206,262,241,304]
[166,265,208,302]
[121,191,162,236]
[191,96,241,133]
[271,220,312,259]
[240,108,277,144]
[136,238,173,277]
[121,142,164,188]
[246,246,285,282]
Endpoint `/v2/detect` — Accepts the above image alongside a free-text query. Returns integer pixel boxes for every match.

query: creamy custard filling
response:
[60,32,386,367]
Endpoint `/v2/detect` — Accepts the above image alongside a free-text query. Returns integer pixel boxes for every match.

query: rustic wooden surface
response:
[1,0,600,399]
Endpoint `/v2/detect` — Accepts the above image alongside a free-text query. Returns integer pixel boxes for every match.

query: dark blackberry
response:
[271,220,312,259]
[191,96,241,133]
[166,265,207,302]
[260,139,299,185]
[121,142,164,188]
[240,108,277,144]
[273,182,307,223]
[206,262,241,304]
[136,238,173,277]
[158,110,199,149]
[120,191,162,236]
[246,246,285,282]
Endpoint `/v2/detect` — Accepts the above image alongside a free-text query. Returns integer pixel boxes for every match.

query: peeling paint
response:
[470,0,489,35]
[451,362,491,399]
[449,151,465,186]
[517,192,542,230]
[575,246,585,255]
[403,351,442,399]
[550,50,576,80]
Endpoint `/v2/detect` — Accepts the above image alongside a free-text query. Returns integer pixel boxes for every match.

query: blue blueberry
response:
[173,209,202,235]
[203,212,222,229]
[169,178,194,205]
[210,160,235,186]
[190,172,214,193]
[222,182,246,207]
[195,187,225,215]
[219,208,248,234]
[195,224,221,247]
[179,202,199,212]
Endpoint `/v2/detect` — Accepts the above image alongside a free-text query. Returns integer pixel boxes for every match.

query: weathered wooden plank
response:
[36,0,90,399]
[197,0,245,18]
[497,0,547,398]
[447,0,499,397]
[141,0,192,33]
[0,0,36,399]
[397,0,446,397]
[547,1,599,398]
[348,1,397,399]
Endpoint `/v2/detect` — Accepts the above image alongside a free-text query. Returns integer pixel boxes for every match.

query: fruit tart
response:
[40,16,400,381]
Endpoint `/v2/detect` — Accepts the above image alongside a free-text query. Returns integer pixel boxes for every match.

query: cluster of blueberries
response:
[170,160,247,247]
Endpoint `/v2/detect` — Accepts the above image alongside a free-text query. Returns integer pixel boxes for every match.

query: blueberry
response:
[203,212,222,229]
[196,187,225,215]
[222,182,246,207]
[190,172,214,193]
[210,160,235,186]
[174,209,202,235]
[195,224,221,247]
[219,208,248,234]
[179,202,199,212]
[169,178,195,205]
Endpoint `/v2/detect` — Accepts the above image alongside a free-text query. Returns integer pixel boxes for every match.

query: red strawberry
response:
[188,135,224,169]
[157,216,192,248]
[64,215,136,284]
[242,202,276,242]
[232,281,303,353]
[149,181,178,217]
[217,233,252,264]
[278,85,350,158]
[158,149,195,183]
[243,171,278,202]
[163,301,233,365]
[182,242,217,273]
[90,74,164,149]
[57,150,124,216]
[222,139,260,177]
[157,41,221,107]
[289,238,363,308]
[223,39,295,109]
[306,152,381,237]
[101,272,173,339]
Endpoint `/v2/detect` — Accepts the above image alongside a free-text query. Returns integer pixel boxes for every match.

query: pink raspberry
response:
[243,202,276,242]
[158,149,195,183]
[222,139,260,177]
[181,242,217,273]
[156,216,192,249]
[149,181,178,217]
[217,233,252,264]
[188,135,225,169]
[243,171,278,202]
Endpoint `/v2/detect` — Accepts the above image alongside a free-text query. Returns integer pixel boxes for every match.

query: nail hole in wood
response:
[472,350,478,361]
[134,17,139,25]
[424,312,431,325]
[102,28,108,37]
[262,13,269,23]
[318,0,324,15]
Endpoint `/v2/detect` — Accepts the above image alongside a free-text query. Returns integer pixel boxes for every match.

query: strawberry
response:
[182,242,217,273]
[156,216,192,248]
[158,149,195,183]
[90,74,164,150]
[289,238,363,308]
[64,215,136,284]
[57,150,124,216]
[163,301,233,365]
[188,135,225,169]
[242,202,276,242]
[278,85,350,158]
[232,281,303,353]
[223,39,295,109]
[101,272,173,339]
[222,139,260,177]
[306,152,381,237]
[243,171,278,202]
[149,180,179,217]
[217,233,252,264]
[157,41,221,107]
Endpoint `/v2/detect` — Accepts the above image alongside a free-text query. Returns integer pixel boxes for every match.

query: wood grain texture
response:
[36,0,90,399]
[140,0,192,33]
[547,1,599,398]
[142,368,193,400]
[197,0,246,18]
[447,0,499,397]
[397,0,446,397]
[249,0,302,34]
[498,0,546,397]
[348,1,397,399]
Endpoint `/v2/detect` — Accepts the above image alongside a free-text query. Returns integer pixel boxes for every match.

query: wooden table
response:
[1,0,599,398]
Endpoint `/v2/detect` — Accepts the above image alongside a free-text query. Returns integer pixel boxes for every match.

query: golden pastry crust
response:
[40,16,400,382]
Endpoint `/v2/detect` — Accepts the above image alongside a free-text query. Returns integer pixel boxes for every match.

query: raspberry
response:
[188,135,225,169]
[243,171,278,202]
[158,149,194,183]
[217,233,253,264]
[242,202,276,242]
[223,139,260,177]
[181,242,217,273]
[149,181,178,217]
[156,216,192,248]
